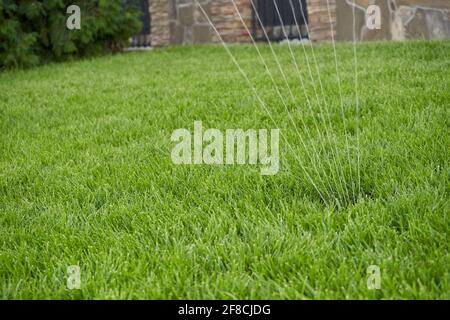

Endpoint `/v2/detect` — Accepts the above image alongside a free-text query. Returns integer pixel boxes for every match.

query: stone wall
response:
[336,0,450,41]
[149,0,450,47]
[150,0,252,46]
[150,0,334,46]
[169,0,211,45]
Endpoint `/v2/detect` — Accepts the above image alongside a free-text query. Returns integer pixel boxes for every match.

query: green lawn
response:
[0,41,448,299]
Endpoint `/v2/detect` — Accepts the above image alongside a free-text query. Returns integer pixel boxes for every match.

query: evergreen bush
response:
[0,0,142,69]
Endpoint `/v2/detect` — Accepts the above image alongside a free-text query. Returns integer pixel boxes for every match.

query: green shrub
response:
[0,0,142,69]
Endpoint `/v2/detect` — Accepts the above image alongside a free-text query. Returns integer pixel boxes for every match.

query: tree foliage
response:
[0,0,142,68]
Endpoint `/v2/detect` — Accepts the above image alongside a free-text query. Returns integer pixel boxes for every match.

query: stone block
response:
[170,21,184,45]
[193,24,212,43]
[179,4,194,27]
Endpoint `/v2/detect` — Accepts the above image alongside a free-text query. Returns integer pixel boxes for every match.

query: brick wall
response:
[150,0,171,46]
[306,0,337,41]
[210,0,252,43]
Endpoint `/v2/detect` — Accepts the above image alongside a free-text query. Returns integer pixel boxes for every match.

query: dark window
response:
[252,0,309,41]
[126,0,151,48]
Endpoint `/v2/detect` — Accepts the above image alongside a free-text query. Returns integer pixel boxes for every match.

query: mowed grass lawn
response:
[0,41,448,299]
